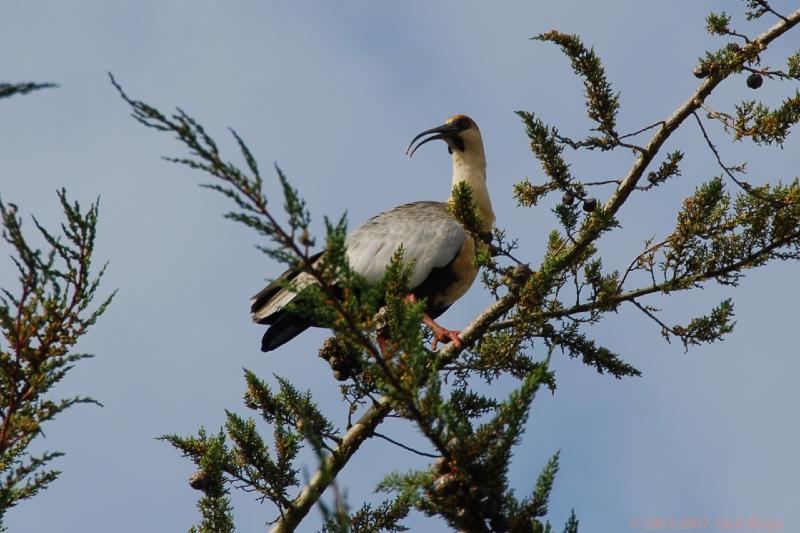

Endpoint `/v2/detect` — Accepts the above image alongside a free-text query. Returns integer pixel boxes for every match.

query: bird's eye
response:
[457,118,470,130]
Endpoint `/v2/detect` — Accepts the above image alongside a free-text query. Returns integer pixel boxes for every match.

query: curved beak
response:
[405,122,461,157]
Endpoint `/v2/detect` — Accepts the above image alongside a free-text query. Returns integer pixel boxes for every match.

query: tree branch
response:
[692,111,754,193]
[268,287,519,531]
[490,226,800,332]
[270,398,391,533]
[372,432,439,459]
[603,9,799,219]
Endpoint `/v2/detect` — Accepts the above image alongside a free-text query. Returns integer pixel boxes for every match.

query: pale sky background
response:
[2,2,799,532]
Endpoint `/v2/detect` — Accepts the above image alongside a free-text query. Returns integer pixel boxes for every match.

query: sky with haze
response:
[1,2,799,531]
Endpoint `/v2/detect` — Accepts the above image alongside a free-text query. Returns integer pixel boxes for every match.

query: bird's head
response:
[406,114,494,228]
[406,114,484,158]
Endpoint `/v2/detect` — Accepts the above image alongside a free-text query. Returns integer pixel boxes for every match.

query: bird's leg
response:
[406,294,462,351]
[423,315,462,351]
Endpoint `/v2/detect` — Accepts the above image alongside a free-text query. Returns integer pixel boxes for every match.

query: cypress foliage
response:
[0,192,113,527]
[0,82,113,529]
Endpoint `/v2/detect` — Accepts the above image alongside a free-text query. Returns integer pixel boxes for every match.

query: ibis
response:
[251,114,494,352]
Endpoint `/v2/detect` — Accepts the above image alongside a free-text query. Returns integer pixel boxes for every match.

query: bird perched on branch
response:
[251,114,494,352]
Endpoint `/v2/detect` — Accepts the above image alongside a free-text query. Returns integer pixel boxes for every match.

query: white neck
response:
[450,144,495,231]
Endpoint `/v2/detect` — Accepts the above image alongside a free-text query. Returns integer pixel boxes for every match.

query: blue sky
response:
[2,2,798,531]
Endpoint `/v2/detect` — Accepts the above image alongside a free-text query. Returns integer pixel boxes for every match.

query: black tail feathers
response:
[260,311,313,352]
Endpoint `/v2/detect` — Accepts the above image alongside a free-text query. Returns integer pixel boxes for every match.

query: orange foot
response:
[406,294,462,351]
[425,318,462,351]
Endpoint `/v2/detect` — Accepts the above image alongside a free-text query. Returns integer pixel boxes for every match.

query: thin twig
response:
[631,300,673,339]
[617,238,668,291]
[754,0,788,21]
[741,64,795,79]
[693,111,750,192]
[617,140,647,154]
[691,111,783,205]
[727,29,752,43]
[372,431,439,458]
[582,178,621,186]
[698,102,745,135]
[618,120,666,140]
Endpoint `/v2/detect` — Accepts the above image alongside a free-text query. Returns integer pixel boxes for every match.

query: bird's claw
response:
[430,326,462,351]
[410,296,463,351]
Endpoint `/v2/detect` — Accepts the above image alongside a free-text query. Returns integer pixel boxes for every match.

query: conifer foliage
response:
[117,4,800,532]
[0,82,114,529]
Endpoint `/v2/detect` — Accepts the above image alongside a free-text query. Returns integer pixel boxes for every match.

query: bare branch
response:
[372,432,439,459]
[692,111,753,193]
[618,120,666,140]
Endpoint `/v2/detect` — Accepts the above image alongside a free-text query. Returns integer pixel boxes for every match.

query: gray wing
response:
[346,201,465,288]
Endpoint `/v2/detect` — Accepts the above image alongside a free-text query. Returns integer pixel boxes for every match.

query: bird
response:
[250,114,495,352]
